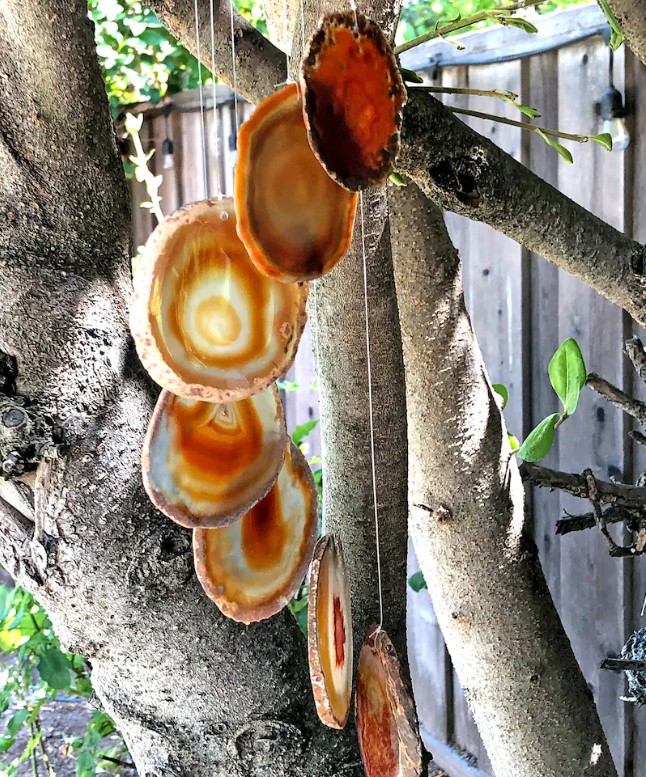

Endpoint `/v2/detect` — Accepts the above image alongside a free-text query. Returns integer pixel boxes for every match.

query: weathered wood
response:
[524,49,562,608]
[399,5,608,73]
[556,37,629,776]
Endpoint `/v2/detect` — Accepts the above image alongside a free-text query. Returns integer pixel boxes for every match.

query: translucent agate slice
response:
[301,12,407,191]
[235,83,358,282]
[193,441,318,623]
[356,628,422,777]
[307,534,353,728]
[142,385,286,529]
[130,197,308,401]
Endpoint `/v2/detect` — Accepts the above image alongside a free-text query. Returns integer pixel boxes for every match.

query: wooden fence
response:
[127,5,646,774]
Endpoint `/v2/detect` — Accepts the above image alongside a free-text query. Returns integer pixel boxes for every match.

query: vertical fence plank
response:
[524,49,563,608]
[628,48,646,776]
[556,38,628,776]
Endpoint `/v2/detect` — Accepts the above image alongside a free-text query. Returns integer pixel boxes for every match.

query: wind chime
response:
[129,2,420,773]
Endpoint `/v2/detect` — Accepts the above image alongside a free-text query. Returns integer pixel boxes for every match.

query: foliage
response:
[397,0,589,45]
[517,337,587,462]
[89,0,267,113]
[0,583,131,776]
[408,571,428,592]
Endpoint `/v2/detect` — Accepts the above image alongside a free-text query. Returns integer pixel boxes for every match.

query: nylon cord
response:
[193,0,209,196]
[359,191,384,633]
[208,0,222,197]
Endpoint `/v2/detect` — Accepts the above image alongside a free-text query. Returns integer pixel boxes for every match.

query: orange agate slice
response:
[301,12,407,191]
[235,83,358,282]
[356,628,422,777]
[193,441,318,623]
[130,197,308,402]
[142,385,286,529]
[307,534,353,729]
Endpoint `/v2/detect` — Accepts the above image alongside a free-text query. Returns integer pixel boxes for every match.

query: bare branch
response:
[397,91,646,327]
[556,504,636,535]
[605,1,646,70]
[625,336,646,385]
[586,371,646,425]
[520,461,646,506]
[144,1,646,327]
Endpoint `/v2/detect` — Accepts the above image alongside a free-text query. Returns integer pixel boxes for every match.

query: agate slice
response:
[307,534,353,729]
[356,628,422,777]
[301,12,407,191]
[142,385,286,529]
[130,198,308,402]
[235,83,358,282]
[193,441,318,623]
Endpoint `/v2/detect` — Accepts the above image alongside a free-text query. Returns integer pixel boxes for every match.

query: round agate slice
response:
[307,534,353,728]
[130,197,308,402]
[235,83,357,282]
[193,442,318,623]
[142,385,286,529]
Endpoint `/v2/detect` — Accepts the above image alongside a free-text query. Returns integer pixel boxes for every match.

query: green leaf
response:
[291,419,319,448]
[492,383,508,410]
[590,132,613,152]
[548,338,587,416]
[76,749,97,777]
[38,647,72,690]
[499,16,538,34]
[536,129,573,164]
[6,708,29,735]
[408,571,427,592]
[508,433,519,451]
[515,103,541,119]
[399,67,423,84]
[0,734,16,753]
[598,0,625,50]
[517,413,560,462]
[389,172,407,187]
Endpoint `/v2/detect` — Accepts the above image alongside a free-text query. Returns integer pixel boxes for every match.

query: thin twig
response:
[409,85,518,101]
[586,372,646,425]
[394,0,544,54]
[625,337,646,386]
[520,462,646,507]
[33,714,55,777]
[99,754,136,769]
[601,657,646,671]
[556,504,637,536]
[447,106,590,143]
[28,722,40,777]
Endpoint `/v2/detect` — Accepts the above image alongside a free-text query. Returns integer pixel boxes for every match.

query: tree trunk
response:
[388,181,618,777]
[0,1,384,774]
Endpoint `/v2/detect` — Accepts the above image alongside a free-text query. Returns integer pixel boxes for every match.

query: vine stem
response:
[447,105,591,143]
[394,0,545,55]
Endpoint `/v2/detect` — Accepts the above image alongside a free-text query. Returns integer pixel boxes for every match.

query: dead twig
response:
[625,336,646,386]
[586,372,646,425]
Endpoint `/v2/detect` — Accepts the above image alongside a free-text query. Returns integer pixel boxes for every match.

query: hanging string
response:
[208,0,221,197]
[229,0,240,135]
[193,0,209,196]
[283,0,291,81]
[359,191,384,633]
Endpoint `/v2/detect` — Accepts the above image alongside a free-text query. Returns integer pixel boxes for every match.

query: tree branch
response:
[389,181,617,776]
[625,336,646,385]
[605,1,646,70]
[520,461,646,506]
[556,504,637,535]
[586,371,646,424]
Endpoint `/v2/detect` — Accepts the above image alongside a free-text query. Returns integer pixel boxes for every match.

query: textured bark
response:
[389,182,618,777]
[396,90,646,327]
[146,0,646,328]
[0,2,363,774]
[605,1,646,69]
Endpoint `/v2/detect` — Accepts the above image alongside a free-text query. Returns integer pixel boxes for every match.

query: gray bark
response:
[0,1,365,774]
[389,181,617,777]
[605,1,646,69]
[396,90,646,328]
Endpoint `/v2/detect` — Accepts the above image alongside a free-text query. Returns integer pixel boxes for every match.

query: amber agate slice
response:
[130,198,308,402]
[142,385,286,529]
[193,441,318,623]
[307,534,353,728]
[235,83,358,282]
[301,12,407,191]
[356,628,422,777]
